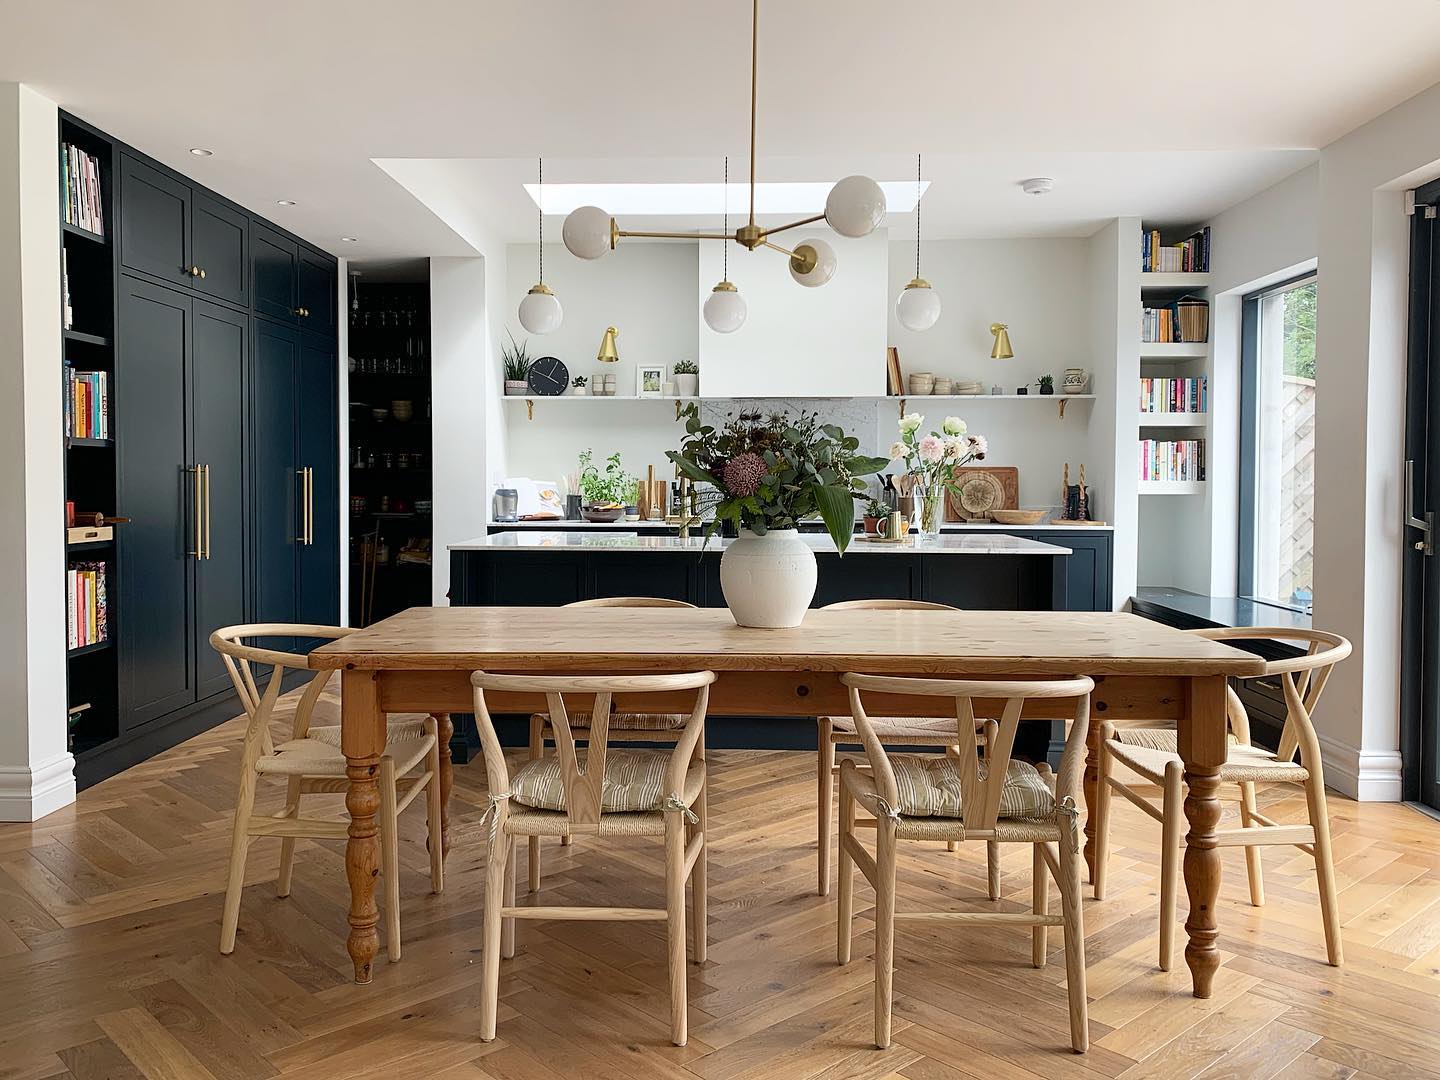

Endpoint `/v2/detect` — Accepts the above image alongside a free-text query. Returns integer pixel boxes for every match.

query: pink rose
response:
[918,435,944,464]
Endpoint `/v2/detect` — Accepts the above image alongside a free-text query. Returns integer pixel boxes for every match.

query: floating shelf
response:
[1139,413,1208,427]
[1140,342,1208,361]
[1140,272,1211,289]
[66,436,113,448]
[506,393,1097,421]
[68,639,112,658]
[64,329,112,347]
[62,221,107,245]
[1139,480,1206,495]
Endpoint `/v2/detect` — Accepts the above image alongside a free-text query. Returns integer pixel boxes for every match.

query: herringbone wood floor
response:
[3,684,1440,1079]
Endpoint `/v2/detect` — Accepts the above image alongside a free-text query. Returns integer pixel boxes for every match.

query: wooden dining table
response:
[310,605,1265,998]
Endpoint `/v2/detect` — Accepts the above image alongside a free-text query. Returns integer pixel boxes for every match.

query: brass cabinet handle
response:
[306,466,315,545]
[187,265,207,279]
[296,468,308,543]
[202,464,211,559]
[293,307,309,317]
[187,466,202,557]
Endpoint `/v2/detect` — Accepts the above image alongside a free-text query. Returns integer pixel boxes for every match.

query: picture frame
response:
[636,364,666,398]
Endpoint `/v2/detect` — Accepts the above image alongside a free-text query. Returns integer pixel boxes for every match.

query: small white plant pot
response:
[504,380,527,396]
[674,373,699,397]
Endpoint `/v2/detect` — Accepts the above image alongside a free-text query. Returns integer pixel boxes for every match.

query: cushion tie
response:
[860,791,908,828]
[1055,795,1080,853]
[478,791,511,851]
[661,793,699,824]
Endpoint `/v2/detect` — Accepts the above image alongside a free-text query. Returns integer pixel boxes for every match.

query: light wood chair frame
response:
[836,672,1094,1053]
[1092,627,1351,971]
[473,668,716,1046]
[815,600,1001,898]
[525,597,697,892]
[210,624,444,960]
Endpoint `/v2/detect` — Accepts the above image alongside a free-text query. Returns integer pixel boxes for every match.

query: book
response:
[66,561,107,650]
[65,369,109,439]
[61,143,104,236]
[1141,295,1209,343]
[1138,439,1207,482]
[1141,226,1210,273]
[1139,376,1208,413]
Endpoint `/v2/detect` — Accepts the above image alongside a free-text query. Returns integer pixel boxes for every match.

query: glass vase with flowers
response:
[889,413,988,540]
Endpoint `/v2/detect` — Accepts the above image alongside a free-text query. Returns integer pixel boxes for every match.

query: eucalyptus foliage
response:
[667,405,888,553]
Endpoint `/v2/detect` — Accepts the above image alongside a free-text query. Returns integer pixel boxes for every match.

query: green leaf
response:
[686,415,701,434]
[848,455,890,477]
[821,424,844,440]
[668,453,715,486]
[814,484,857,555]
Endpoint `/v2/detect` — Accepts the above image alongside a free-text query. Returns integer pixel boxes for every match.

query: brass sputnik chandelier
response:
[560,0,888,334]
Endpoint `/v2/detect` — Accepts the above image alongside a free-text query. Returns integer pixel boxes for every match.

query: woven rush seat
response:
[1106,736,1308,785]
[532,711,687,733]
[827,715,966,741]
[1111,727,1240,752]
[510,749,700,814]
[256,721,433,776]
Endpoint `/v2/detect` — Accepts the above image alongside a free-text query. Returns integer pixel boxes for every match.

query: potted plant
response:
[673,358,699,397]
[571,375,588,396]
[862,496,890,535]
[1036,374,1055,396]
[668,406,888,627]
[577,448,635,521]
[502,331,531,395]
[890,413,988,540]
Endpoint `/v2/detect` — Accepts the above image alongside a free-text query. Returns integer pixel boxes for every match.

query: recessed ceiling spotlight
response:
[1019,177,1055,196]
[276,199,296,206]
[341,236,359,242]
[189,147,213,156]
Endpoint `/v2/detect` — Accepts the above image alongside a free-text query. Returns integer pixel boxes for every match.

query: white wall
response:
[1311,81,1440,800]
[0,83,74,820]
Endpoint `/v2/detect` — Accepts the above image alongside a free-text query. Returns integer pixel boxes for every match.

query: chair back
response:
[1190,628,1351,769]
[566,597,698,609]
[471,670,716,828]
[209,623,355,755]
[821,599,957,611]
[841,673,1093,832]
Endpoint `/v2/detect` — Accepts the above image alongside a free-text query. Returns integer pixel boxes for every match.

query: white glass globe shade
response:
[703,283,747,334]
[789,238,837,287]
[518,286,563,334]
[562,205,612,259]
[895,282,942,332]
[825,174,886,238]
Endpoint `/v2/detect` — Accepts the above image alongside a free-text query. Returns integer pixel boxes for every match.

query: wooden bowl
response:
[991,509,1047,525]
[582,506,625,523]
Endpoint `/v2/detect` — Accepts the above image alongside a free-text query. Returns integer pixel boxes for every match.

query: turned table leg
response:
[1083,709,1103,883]
[433,712,455,858]
[1178,675,1228,998]
[343,670,388,984]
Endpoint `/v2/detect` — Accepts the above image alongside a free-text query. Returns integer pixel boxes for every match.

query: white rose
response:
[898,413,923,435]
[888,441,908,460]
[968,434,988,457]
[941,416,966,436]
[942,435,967,460]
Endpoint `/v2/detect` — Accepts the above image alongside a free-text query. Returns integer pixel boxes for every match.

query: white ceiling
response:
[3,0,1438,256]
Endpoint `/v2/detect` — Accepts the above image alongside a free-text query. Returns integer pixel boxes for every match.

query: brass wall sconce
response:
[990,323,1014,359]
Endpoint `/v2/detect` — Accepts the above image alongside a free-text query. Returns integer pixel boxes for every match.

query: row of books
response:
[67,562,108,650]
[62,249,73,330]
[61,143,104,236]
[1139,376,1208,414]
[1139,439,1206,483]
[64,367,109,439]
[1142,296,1209,343]
[1142,226,1209,273]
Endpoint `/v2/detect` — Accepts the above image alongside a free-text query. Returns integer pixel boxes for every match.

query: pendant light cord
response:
[538,157,544,284]
[915,152,922,280]
[723,156,729,281]
[749,0,758,227]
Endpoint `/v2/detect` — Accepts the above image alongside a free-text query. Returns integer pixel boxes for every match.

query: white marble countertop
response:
[454,532,1072,556]
[486,518,1111,532]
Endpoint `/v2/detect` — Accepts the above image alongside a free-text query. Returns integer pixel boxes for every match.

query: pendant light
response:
[703,157,747,334]
[895,153,941,332]
[518,158,563,334]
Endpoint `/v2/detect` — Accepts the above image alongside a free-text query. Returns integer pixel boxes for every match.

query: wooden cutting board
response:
[945,466,1019,521]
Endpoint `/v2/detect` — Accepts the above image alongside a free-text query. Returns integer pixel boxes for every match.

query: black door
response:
[251,223,298,323]
[297,331,340,625]
[118,155,191,289]
[192,301,248,698]
[297,248,337,335]
[1404,178,1440,812]
[252,319,299,626]
[116,277,196,727]
[192,193,248,308]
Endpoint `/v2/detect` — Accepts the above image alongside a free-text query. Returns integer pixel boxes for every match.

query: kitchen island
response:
[449,530,1072,611]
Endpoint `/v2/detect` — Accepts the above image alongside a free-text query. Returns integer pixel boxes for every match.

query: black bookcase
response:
[348,282,433,624]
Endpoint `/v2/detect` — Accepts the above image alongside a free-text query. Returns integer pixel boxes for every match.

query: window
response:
[1239,275,1317,613]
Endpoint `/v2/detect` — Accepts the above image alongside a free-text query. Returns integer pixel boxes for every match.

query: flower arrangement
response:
[667,405,888,552]
[577,448,635,507]
[889,413,987,535]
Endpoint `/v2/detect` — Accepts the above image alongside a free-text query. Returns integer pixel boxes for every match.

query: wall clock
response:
[526,355,569,396]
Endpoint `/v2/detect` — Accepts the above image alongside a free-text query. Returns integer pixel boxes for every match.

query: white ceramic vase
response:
[719,528,817,628]
[674,373,699,397]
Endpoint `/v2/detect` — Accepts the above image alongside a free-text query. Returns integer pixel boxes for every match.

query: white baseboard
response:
[0,753,77,822]
[1317,733,1403,802]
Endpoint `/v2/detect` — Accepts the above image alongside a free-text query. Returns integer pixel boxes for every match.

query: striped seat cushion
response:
[889,754,1054,821]
[510,749,672,813]
[533,712,687,732]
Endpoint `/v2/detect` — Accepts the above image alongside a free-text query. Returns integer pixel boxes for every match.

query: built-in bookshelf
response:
[59,115,119,759]
[348,280,433,625]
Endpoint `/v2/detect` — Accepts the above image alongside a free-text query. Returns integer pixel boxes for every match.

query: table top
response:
[310,607,1265,677]
[451,532,1071,555]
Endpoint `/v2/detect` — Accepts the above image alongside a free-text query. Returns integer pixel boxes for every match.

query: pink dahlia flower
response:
[918,435,945,464]
[722,452,766,497]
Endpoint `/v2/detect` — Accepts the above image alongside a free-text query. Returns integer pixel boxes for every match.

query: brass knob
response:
[188,265,200,276]
[197,267,206,279]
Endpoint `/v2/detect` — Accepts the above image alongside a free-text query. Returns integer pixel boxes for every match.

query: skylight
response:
[522,181,929,216]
